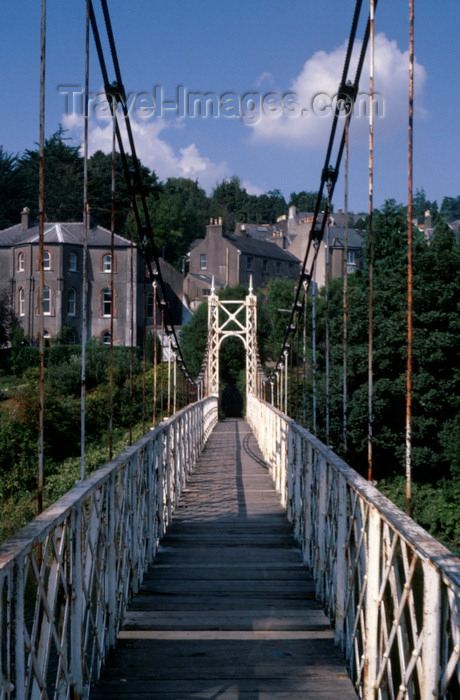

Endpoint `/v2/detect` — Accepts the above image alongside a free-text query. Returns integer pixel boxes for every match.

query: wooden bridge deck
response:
[91,419,356,699]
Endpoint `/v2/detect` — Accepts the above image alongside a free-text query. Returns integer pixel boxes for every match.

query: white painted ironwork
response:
[207,282,259,398]
[247,395,460,700]
[0,397,218,700]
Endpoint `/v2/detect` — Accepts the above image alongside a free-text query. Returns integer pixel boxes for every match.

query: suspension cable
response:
[272,0,378,389]
[81,0,90,481]
[153,280,158,425]
[312,255,317,435]
[37,0,47,516]
[108,113,116,460]
[343,111,351,455]
[129,181,135,445]
[367,0,375,482]
[325,186,332,445]
[406,0,415,516]
[89,1,193,389]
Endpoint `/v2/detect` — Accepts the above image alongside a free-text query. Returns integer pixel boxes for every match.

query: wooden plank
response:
[90,419,356,699]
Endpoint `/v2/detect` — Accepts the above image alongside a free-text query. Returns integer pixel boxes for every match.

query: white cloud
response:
[248,33,426,147]
[61,112,230,192]
[242,180,265,196]
[255,71,275,88]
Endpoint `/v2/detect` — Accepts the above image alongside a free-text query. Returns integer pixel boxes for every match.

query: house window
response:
[202,289,210,297]
[102,288,112,316]
[18,288,25,316]
[347,250,357,265]
[288,263,294,277]
[67,288,77,316]
[200,254,207,270]
[43,330,51,346]
[18,251,25,271]
[69,252,77,271]
[43,286,51,315]
[102,253,112,272]
[247,256,253,272]
[262,259,268,274]
[102,330,111,345]
[146,291,154,319]
[43,250,51,270]
[67,328,77,345]
[276,261,281,277]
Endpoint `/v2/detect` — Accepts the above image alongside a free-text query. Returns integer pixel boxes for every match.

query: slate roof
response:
[187,273,223,288]
[224,233,299,262]
[0,222,131,248]
[234,223,279,240]
[328,228,364,249]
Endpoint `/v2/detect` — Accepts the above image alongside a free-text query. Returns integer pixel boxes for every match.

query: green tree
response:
[88,150,159,233]
[211,176,251,230]
[440,195,460,222]
[0,289,19,347]
[0,147,22,228]
[289,190,328,213]
[146,177,209,267]
[413,187,438,224]
[14,127,83,222]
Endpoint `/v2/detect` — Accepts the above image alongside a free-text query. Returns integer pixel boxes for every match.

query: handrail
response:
[247,395,460,700]
[0,397,218,700]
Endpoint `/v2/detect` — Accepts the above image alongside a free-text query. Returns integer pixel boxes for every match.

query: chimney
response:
[21,207,30,231]
[206,217,225,239]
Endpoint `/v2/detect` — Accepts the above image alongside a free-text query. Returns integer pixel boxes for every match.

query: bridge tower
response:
[207,277,258,398]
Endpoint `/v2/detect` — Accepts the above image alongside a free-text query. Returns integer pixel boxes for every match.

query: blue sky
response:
[1,1,459,214]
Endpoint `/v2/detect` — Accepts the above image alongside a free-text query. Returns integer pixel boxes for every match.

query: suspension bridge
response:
[0,1,459,698]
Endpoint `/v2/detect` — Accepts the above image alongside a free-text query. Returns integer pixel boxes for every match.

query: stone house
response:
[0,208,184,346]
[184,218,300,309]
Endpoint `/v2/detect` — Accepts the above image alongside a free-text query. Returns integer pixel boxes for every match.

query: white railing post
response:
[316,456,328,599]
[364,504,380,700]
[421,559,441,699]
[70,509,83,698]
[106,472,117,648]
[13,562,25,700]
[335,477,347,646]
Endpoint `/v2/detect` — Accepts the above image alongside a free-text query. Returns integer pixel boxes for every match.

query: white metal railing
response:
[247,395,460,700]
[0,397,218,700]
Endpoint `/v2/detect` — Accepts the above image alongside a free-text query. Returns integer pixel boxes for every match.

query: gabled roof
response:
[224,233,300,262]
[1,221,132,248]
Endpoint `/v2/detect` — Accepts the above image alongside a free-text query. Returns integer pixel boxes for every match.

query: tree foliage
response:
[210,176,286,230]
[305,201,460,493]
[289,190,328,212]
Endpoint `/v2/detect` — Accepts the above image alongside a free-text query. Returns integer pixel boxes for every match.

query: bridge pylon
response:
[207,276,259,399]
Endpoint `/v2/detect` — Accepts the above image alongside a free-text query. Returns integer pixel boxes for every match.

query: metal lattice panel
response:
[0,398,218,700]
[247,396,460,700]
